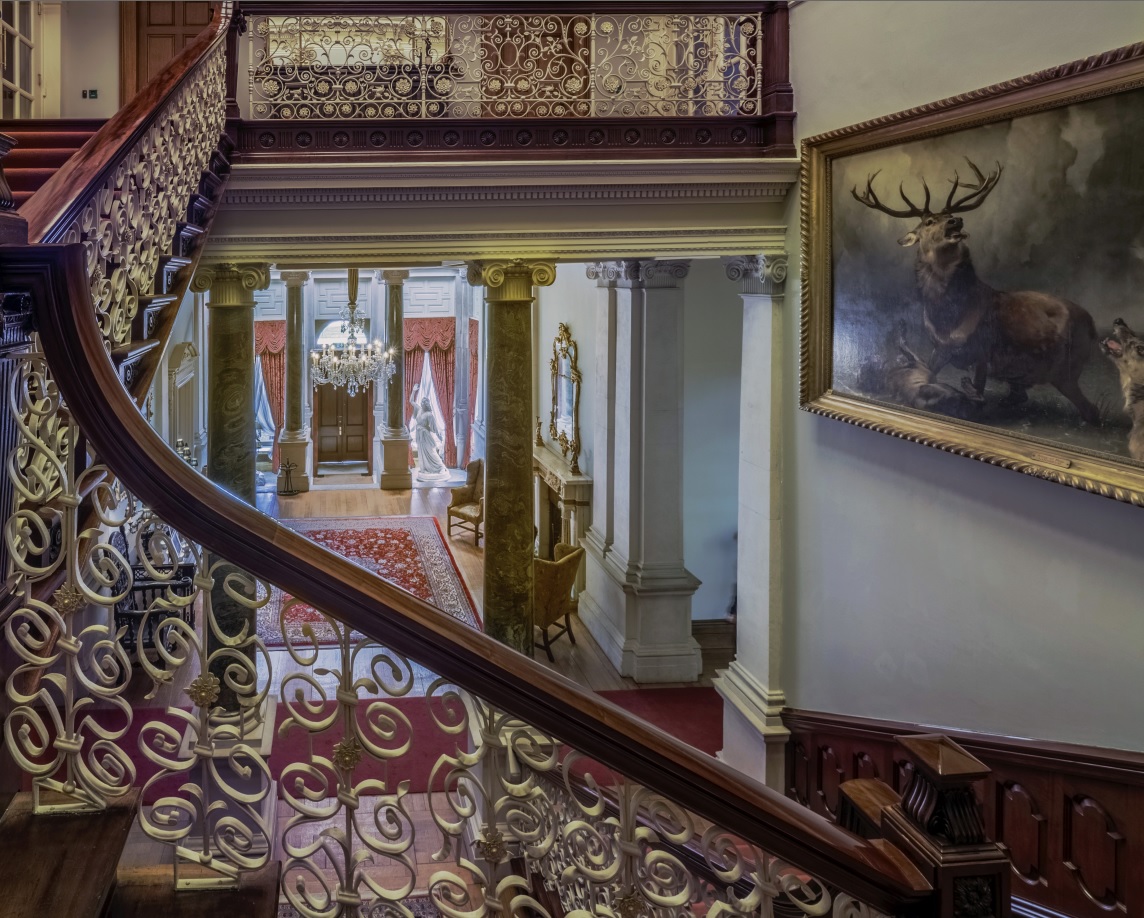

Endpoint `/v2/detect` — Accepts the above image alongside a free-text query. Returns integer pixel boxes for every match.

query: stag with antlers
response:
[853,158,1100,423]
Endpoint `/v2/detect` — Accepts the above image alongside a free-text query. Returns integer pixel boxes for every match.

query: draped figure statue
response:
[410,384,450,481]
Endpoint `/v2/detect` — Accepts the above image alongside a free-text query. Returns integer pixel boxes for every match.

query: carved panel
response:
[995,781,1047,886]
[403,278,456,317]
[789,740,810,807]
[817,745,845,819]
[1063,794,1125,911]
[784,710,1144,918]
[252,282,287,320]
[854,751,879,781]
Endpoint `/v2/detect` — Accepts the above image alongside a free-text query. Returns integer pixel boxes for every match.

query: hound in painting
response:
[1100,318,1144,461]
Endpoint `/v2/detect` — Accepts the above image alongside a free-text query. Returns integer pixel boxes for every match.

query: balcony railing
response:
[248,12,765,120]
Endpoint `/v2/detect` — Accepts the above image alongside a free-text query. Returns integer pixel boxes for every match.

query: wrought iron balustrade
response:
[248,12,766,120]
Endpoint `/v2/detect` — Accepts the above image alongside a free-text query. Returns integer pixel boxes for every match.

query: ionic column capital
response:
[723,254,788,297]
[192,262,272,307]
[280,270,310,288]
[591,259,690,289]
[380,269,411,285]
[467,259,556,302]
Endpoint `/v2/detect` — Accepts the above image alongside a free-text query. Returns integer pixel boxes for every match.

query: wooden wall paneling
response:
[784,710,1144,918]
[120,2,217,104]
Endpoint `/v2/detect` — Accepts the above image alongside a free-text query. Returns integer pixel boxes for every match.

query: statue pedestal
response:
[277,434,312,493]
[380,434,413,490]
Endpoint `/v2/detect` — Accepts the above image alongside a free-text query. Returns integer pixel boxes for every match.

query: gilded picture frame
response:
[800,42,1144,507]
[549,322,582,475]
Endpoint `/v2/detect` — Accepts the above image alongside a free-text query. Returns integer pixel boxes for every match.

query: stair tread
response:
[111,339,160,361]
[0,789,139,918]
[108,862,281,918]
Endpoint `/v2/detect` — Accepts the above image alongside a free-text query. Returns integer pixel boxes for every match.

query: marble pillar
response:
[712,253,789,790]
[191,262,271,711]
[466,259,556,653]
[380,269,413,490]
[278,271,312,492]
[578,260,702,683]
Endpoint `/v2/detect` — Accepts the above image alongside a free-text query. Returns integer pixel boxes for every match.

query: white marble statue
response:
[411,385,450,481]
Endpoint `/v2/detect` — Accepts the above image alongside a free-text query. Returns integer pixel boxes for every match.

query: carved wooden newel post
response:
[840,734,1012,918]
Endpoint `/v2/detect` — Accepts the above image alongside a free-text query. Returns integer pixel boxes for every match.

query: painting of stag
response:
[823,84,1144,461]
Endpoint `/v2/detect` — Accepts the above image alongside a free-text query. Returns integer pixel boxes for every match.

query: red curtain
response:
[427,343,457,467]
[404,318,455,352]
[463,317,479,466]
[254,321,286,471]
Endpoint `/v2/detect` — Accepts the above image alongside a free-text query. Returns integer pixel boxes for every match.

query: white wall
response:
[782,1,1144,751]
[60,1,119,118]
[535,266,596,477]
[683,259,742,620]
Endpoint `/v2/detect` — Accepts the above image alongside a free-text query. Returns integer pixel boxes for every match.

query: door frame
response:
[312,383,374,474]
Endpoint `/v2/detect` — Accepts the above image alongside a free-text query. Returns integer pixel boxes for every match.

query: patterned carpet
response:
[257,516,479,649]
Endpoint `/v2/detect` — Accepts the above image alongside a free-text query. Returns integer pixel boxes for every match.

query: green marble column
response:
[191,262,271,711]
[466,260,556,653]
[380,269,413,490]
[278,271,312,492]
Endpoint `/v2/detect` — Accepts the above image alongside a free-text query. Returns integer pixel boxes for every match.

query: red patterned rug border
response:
[259,515,480,649]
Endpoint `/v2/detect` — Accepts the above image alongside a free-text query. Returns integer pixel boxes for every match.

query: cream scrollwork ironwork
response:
[55,42,226,350]
[248,13,764,120]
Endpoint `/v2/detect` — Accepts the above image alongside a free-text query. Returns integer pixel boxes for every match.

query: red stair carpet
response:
[598,687,723,757]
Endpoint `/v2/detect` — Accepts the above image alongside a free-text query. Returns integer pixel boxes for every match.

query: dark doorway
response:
[314,384,371,466]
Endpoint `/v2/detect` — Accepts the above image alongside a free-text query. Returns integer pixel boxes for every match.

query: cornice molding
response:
[202,226,788,266]
[225,158,800,191]
[222,181,795,209]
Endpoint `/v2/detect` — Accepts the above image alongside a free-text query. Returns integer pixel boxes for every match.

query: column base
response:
[713,659,789,791]
[578,540,702,684]
[277,436,312,493]
[380,435,413,490]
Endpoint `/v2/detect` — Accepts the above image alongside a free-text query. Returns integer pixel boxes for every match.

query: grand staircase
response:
[0,5,1014,918]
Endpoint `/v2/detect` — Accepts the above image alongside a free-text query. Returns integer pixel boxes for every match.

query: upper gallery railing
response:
[247,11,767,120]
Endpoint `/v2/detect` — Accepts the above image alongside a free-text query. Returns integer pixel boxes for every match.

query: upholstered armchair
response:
[533,542,584,662]
[447,458,484,546]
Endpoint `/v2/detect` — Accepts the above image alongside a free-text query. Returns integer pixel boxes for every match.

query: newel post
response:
[877,735,1011,918]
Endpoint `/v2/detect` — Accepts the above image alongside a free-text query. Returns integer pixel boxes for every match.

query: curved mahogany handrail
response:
[19,5,231,244]
[7,244,932,913]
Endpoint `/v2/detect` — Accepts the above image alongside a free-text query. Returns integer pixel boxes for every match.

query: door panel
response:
[314,384,371,465]
[123,2,218,103]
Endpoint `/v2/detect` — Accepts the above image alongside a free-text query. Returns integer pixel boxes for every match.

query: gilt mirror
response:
[549,323,582,474]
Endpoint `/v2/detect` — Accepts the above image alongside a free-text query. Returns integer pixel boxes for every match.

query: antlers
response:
[852,158,1002,219]
[852,169,930,218]
[944,158,1003,213]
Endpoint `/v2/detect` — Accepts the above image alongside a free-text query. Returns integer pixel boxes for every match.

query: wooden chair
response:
[447,458,484,546]
[533,543,584,662]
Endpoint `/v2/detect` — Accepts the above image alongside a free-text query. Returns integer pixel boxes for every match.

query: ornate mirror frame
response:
[548,322,582,474]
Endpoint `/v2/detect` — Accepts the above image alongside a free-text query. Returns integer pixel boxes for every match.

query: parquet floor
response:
[116,481,730,884]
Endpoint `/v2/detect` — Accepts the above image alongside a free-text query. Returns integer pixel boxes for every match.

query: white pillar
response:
[713,253,789,791]
[578,260,701,683]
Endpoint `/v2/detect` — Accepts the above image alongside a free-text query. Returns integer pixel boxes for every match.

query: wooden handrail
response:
[19,5,231,244]
[2,243,934,914]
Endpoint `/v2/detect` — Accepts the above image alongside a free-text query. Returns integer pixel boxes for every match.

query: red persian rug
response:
[257,516,480,649]
[598,688,723,757]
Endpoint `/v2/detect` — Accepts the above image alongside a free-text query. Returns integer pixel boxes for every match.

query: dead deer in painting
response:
[886,320,982,419]
[852,159,1100,424]
[1100,318,1144,460]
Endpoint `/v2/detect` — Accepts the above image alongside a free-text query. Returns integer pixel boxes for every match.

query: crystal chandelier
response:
[310,267,396,398]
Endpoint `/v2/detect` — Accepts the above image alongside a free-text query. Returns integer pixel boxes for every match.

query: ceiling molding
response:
[225,157,800,191]
[201,226,788,266]
[222,181,793,209]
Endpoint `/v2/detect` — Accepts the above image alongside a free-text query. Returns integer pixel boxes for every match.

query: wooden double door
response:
[314,384,372,466]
